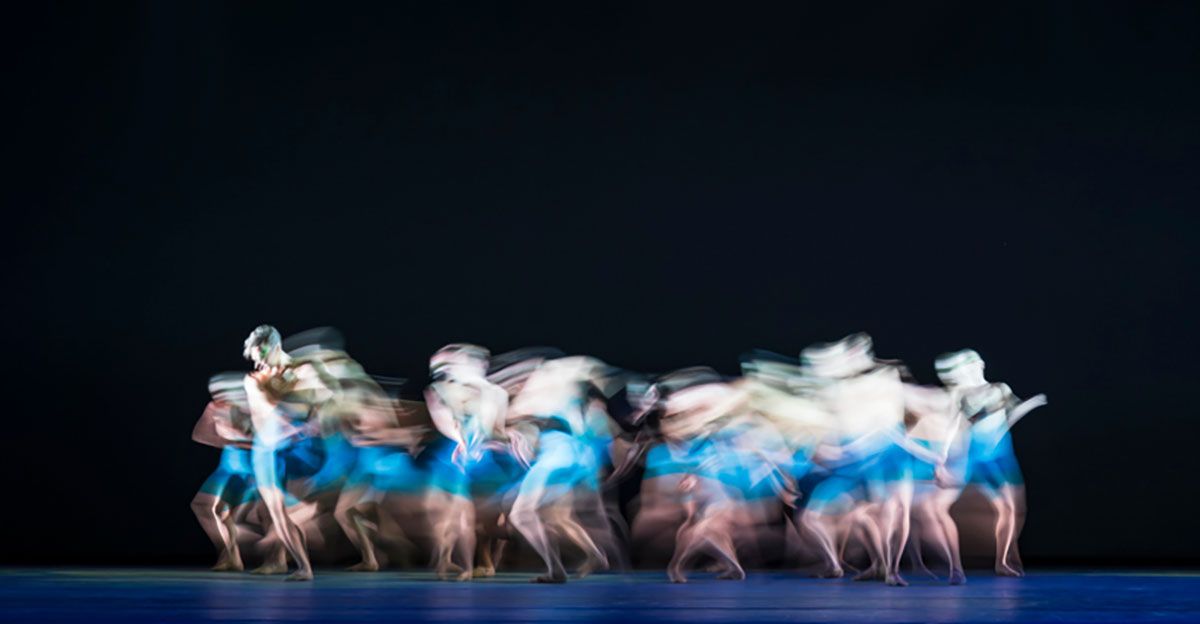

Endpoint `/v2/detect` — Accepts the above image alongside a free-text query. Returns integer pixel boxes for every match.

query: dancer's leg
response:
[546,502,608,578]
[933,493,966,584]
[997,485,1023,576]
[510,463,566,582]
[336,486,380,571]
[192,489,244,571]
[252,447,313,581]
[799,510,845,578]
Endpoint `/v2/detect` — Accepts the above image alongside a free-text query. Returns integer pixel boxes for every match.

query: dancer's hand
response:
[632,385,660,412]
[1023,394,1048,410]
[934,464,959,489]
[509,431,534,469]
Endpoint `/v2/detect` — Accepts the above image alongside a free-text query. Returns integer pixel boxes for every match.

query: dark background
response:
[5,2,1198,565]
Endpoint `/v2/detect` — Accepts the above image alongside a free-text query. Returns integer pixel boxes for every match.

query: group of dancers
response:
[192,325,1046,584]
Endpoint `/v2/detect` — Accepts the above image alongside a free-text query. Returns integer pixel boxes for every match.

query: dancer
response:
[507,356,612,583]
[424,343,510,580]
[798,334,914,586]
[241,324,349,581]
[936,349,1046,577]
[902,381,970,584]
[652,369,752,583]
[191,373,257,571]
[332,389,427,572]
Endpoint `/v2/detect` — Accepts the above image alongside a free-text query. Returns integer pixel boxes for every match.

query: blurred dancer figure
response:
[241,325,346,581]
[936,349,1046,577]
[478,348,569,576]
[739,351,837,562]
[191,373,257,571]
[507,356,612,583]
[424,344,510,580]
[330,381,427,572]
[902,382,970,584]
[799,334,914,586]
[650,369,752,583]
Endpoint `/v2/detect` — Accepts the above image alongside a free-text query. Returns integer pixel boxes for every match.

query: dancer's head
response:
[653,367,733,438]
[487,347,564,396]
[801,332,875,379]
[430,343,490,380]
[935,349,986,387]
[243,325,284,370]
[740,349,805,389]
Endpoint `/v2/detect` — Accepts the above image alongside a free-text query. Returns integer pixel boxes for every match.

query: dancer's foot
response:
[250,561,288,575]
[885,572,909,587]
[211,552,244,572]
[812,564,844,579]
[667,567,687,584]
[911,562,938,580]
[716,567,746,581]
[948,569,967,585]
[995,564,1022,577]
[435,563,464,581]
[574,554,609,579]
[472,566,496,578]
[347,560,380,572]
[853,565,883,581]
[285,568,313,582]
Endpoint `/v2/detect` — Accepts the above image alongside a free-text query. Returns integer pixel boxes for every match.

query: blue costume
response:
[346,443,424,495]
[960,384,1025,494]
[198,446,258,507]
[805,428,914,514]
[966,412,1024,491]
[527,425,601,500]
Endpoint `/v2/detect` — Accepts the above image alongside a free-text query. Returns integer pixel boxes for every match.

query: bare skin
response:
[191,492,244,571]
[545,501,609,578]
[472,536,500,578]
[938,352,1043,579]
[800,348,913,587]
[428,492,476,581]
[800,510,846,578]
[910,486,966,584]
[244,363,330,581]
[336,496,381,571]
[666,497,744,584]
[425,348,511,580]
[987,484,1024,577]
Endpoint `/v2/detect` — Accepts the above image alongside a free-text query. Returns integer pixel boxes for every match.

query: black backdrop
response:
[5,2,1198,565]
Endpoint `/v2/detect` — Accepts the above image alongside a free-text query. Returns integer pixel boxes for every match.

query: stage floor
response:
[1,568,1197,623]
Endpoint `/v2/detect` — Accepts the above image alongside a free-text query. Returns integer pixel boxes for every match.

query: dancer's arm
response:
[979,384,1047,442]
[480,382,509,441]
[425,386,464,449]
[1004,390,1047,431]
[882,427,944,464]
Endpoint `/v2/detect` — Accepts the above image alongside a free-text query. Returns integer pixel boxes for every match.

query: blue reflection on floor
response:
[1,568,1198,622]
